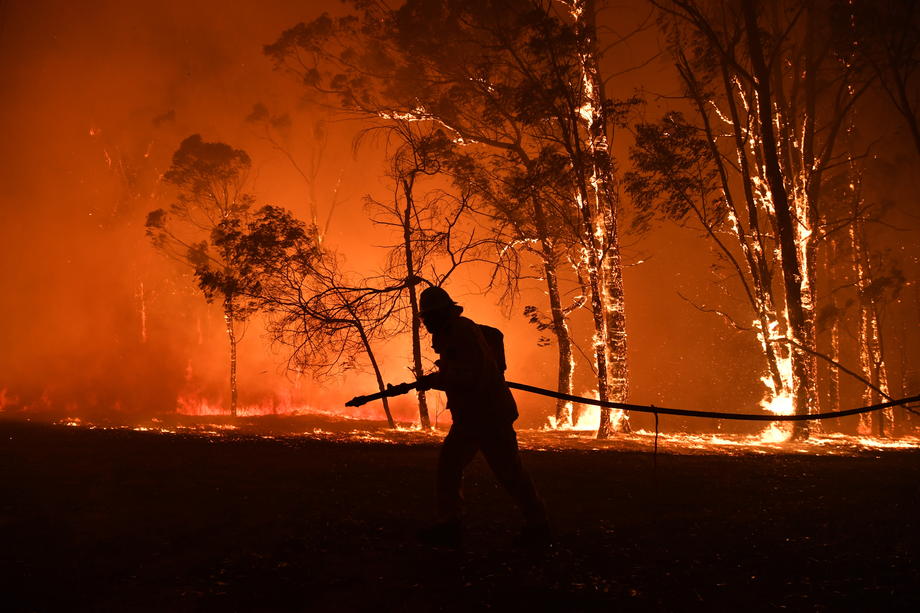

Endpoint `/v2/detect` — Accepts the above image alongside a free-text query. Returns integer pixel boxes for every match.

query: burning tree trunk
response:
[634,0,876,438]
[742,0,814,437]
[822,233,842,422]
[850,205,892,436]
[266,0,638,438]
[566,0,630,438]
[223,296,239,417]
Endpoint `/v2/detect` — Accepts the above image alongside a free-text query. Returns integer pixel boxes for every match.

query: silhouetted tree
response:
[366,122,510,428]
[146,135,256,416]
[245,103,344,242]
[440,140,588,425]
[267,0,640,437]
[259,248,402,428]
[842,0,920,159]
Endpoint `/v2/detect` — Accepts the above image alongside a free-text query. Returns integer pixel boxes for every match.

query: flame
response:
[377,107,432,122]
[577,101,594,124]
[42,416,920,456]
[758,380,795,443]
[172,389,423,423]
[175,391,322,418]
[544,389,628,432]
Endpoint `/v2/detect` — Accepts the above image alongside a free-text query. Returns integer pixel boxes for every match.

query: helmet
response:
[418,286,459,315]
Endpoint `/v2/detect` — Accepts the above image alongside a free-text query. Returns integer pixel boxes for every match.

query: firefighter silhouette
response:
[415,286,549,547]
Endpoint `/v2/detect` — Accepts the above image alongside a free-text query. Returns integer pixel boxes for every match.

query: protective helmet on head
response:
[418,286,460,315]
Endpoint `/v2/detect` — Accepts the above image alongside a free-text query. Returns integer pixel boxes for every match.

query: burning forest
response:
[1,0,919,610]
[1,0,917,444]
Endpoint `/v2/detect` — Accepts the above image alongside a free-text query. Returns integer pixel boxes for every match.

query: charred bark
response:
[743,0,813,438]
[825,234,842,428]
[850,213,892,436]
[571,0,629,438]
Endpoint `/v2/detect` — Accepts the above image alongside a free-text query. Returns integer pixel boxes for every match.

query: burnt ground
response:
[1,420,918,612]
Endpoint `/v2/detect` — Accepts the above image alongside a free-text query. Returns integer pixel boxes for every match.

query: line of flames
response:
[7,384,917,455]
[50,415,919,455]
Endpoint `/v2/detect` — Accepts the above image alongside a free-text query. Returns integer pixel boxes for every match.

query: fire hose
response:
[348,382,920,461]
[505,383,920,460]
[505,382,920,422]
[347,382,919,462]
[347,380,920,422]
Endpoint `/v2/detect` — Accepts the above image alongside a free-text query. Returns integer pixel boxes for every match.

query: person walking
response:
[415,286,550,548]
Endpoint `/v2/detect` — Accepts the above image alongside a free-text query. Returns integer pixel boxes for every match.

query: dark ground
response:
[2,420,918,612]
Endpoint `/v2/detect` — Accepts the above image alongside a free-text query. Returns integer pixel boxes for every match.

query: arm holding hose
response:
[345,381,419,407]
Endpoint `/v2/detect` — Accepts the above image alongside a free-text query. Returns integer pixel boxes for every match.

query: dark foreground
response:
[2,420,918,612]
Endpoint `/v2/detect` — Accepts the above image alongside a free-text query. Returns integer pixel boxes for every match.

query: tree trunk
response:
[530,191,576,425]
[580,226,612,436]
[543,248,576,426]
[571,0,628,438]
[223,296,238,417]
[797,0,820,435]
[850,214,892,436]
[853,232,873,436]
[868,310,892,435]
[401,177,431,429]
[137,281,148,343]
[691,56,789,401]
[603,245,629,433]
[825,235,841,428]
[355,316,396,429]
[743,0,812,438]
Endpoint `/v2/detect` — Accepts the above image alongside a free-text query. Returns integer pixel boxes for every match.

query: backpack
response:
[477,324,507,373]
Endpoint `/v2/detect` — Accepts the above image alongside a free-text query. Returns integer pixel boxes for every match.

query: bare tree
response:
[365,122,511,427]
[844,0,920,159]
[260,248,402,428]
[440,139,588,425]
[245,103,344,242]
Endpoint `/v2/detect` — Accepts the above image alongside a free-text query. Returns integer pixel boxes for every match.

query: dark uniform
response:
[418,288,546,537]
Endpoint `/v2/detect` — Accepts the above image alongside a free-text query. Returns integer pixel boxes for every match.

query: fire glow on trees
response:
[629,0,920,440]
[0,0,917,448]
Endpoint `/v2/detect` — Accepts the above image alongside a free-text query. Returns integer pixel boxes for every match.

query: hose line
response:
[506,381,920,422]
